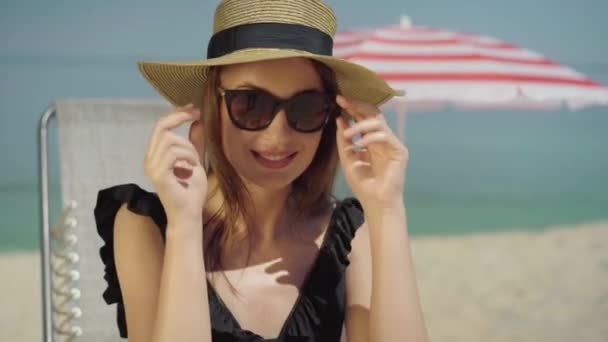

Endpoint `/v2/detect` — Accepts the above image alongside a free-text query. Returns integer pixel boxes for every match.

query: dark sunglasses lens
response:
[287,92,332,132]
[228,90,276,129]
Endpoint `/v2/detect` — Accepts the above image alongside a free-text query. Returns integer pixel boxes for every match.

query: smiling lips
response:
[251,150,298,169]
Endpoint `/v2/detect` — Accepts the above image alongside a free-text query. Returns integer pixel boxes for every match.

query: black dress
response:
[94,183,365,342]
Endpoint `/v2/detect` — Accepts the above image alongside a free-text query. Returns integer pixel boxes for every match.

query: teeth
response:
[260,154,291,161]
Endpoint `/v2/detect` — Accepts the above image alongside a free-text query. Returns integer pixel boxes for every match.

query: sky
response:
[2,0,607,63]
[0,0,607,184]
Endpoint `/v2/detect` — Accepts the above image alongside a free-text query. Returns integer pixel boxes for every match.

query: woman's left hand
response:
[335,95,409,209]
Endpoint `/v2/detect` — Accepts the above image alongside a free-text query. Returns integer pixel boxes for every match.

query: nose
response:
[264,108,294,137]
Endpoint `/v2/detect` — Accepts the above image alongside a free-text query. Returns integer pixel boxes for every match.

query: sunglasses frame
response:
[218,87,338,133]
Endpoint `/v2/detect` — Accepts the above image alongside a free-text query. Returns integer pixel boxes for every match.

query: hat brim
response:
[137,48,404,109]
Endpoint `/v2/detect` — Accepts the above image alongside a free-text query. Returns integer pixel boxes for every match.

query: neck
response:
[246,180,294,244]
[206,174,294,246]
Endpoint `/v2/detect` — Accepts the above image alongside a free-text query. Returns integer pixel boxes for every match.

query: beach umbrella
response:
[334,17,608,136]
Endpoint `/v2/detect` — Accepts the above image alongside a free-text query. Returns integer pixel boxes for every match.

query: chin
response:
[243,174,295,191]
[236,153,311,192]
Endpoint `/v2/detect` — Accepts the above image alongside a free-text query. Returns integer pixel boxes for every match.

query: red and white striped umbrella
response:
[334,17,608,112]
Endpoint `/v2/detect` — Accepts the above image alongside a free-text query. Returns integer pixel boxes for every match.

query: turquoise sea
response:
[1,56,607,252]
[1,0,607,252]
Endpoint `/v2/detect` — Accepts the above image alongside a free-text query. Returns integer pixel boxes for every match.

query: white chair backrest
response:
[54,99,177,340]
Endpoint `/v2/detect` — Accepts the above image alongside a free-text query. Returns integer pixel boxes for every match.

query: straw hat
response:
[137,0,403,109]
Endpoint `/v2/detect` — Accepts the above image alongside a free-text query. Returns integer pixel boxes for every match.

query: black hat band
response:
[207,22,334,59]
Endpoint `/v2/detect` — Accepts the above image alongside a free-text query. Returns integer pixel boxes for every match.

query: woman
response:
[94,0,428,341]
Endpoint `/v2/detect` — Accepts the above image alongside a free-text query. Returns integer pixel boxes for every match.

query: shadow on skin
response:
[261,240,322,287]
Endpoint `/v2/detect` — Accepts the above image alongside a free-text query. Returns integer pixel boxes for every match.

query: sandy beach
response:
[1,222,607,342]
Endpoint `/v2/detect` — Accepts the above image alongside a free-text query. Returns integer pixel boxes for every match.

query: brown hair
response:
[199,59,340,273]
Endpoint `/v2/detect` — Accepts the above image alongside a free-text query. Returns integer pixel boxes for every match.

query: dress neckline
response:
[205,200,340,340]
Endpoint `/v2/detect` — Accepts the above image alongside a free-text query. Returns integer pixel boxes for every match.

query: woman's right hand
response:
[143,104,208,227]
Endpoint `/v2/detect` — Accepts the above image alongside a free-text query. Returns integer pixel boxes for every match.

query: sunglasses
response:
[218,87,338,133]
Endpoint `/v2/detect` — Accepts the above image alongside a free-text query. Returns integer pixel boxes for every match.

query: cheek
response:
[302,132,323,159]
[289,131,324,174]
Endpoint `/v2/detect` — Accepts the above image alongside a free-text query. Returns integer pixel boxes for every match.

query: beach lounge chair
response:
[37,99,175,341]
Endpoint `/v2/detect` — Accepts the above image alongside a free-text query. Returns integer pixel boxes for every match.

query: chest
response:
[212,274,299,337]
[206,235,327,339]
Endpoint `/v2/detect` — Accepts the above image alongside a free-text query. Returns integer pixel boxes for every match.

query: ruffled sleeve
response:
[93,183,167,338]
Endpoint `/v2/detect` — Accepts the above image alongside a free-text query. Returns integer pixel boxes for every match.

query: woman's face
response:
[218,58,326,191]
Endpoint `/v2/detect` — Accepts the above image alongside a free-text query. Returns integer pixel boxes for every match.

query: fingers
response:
[335,115,357,165]
[343,116,386,139]
[335,98,407,163]
[355,131,390,148]
[147,104,201,161]
[336,95,381,120]
[338,95,407,149]
[145,144,199,183]
[155,131,200,166]
[341,113,400,148]
[144,103,203,183]
[345,159,373,176]
[159,145,199,171]
[146,132,200,173]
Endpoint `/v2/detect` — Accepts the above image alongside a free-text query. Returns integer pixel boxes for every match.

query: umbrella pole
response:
[396,104,407,143]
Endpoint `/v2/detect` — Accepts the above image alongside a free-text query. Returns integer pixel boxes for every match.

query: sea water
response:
[1,58,607,252]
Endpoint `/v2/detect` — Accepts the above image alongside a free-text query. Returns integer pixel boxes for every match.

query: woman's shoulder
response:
[94,183,168,234]
[330,196,364,233]
[93,183,168,338]
[319,196,365,268]
[301,196,364,245]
